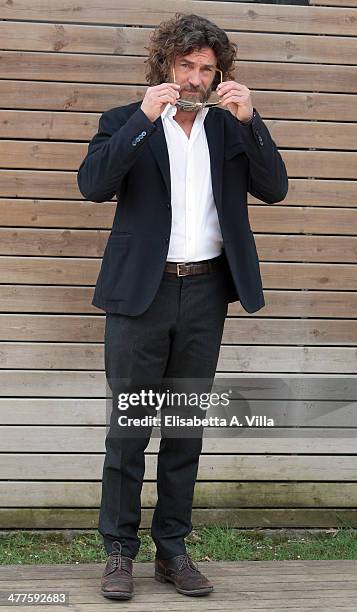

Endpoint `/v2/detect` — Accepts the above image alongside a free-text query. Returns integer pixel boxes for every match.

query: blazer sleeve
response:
[238,108,289,204]
[77,106,157,202]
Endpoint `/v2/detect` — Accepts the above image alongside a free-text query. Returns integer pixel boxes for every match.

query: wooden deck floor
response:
[0,560,356,611]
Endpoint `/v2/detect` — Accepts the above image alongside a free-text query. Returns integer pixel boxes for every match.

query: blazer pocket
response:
[101,235,132,300]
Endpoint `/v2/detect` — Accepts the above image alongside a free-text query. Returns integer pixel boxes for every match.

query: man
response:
[77,13,288,601]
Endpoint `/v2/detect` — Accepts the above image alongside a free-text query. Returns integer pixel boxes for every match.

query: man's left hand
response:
[216,81,254,123]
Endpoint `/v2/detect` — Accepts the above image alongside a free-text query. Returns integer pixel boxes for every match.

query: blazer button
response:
[166,202,171,209]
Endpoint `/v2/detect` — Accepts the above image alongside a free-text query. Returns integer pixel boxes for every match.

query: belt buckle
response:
[177,263,190,276]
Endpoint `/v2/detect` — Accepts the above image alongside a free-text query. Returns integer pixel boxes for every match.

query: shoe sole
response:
[155,572,214,596]
[100,590,133,600]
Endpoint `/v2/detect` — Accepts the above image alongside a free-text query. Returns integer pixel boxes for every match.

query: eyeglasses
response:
[172,66,223,112]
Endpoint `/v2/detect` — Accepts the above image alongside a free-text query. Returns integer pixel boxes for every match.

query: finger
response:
[220,95,247,105]
[217,84,245,96]
[220,90,246,99]
[216,80,236,89]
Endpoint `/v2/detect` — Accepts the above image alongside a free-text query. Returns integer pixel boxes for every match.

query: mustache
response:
[179,84,213,102]
[180,84,206,94]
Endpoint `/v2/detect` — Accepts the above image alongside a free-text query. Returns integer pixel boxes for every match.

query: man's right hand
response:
[140,83,181,123]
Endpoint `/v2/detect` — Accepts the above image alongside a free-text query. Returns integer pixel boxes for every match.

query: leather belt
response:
[164,254,223,277]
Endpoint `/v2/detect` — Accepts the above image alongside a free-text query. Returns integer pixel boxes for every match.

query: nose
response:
[188,70,201,88]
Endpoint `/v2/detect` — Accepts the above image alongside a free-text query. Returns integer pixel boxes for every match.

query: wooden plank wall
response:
[0,0,356,530]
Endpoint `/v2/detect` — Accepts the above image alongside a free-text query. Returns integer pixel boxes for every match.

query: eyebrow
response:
[179,59,216,69]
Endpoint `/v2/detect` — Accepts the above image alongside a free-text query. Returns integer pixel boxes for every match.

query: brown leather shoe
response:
[100,541,134,599]
[155,553,214,596]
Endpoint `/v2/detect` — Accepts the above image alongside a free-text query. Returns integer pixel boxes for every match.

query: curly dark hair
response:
[144,13,237,90]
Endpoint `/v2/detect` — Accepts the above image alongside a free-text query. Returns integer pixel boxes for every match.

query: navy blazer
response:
[77,101,288,315]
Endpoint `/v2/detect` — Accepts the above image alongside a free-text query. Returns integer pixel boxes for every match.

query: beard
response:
[178,82,212,107]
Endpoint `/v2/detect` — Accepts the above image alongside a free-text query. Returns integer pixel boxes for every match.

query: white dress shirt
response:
[161,103,223,263]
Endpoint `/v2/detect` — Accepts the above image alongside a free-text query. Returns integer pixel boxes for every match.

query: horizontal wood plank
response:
[1,371,355,397]
[2,173,357,207]
[0,343,356,372]
[0,286,99,314]
[3,480,357,506]
[1,425,356,452]
[1,51,356,93]
[1,82,357,120]
[3,558,356,578]
[2,142,357,179]
[0,256,100,285]
[252,207,357,233]
[1,202,357,236]
[1,230,357,261]
[0,370,106,397]
[1,397,356,425]
[1,23,356,66]
[1,315,356,345]
[0,287,355,317]
[1,256,356,290]
[1,1,356,36]
[0,199,116,228]
[198,1,357,36]
[311,0,357,6]
[2,111,357,150]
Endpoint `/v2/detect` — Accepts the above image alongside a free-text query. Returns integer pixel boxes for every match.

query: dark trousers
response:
[98,253,231,559]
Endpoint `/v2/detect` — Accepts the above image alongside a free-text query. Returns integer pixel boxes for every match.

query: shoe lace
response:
[177,553,200,574]
[109,541,132,574]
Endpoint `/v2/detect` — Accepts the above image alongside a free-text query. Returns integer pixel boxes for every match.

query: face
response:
[171,47,218,106]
